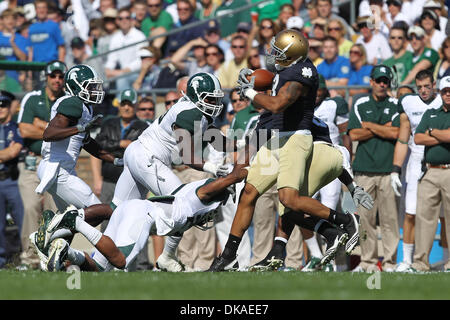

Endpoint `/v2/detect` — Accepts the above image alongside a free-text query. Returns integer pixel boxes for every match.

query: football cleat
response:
[342,212,360,255]
[322,263,335,272]
[320,229,348,266]
[206,254,238,272]
[156,252,185,272]
[301,256,322,272]
[394,262,411,272]
[47,238,69,272]
[248,256,284,272]
[44,205,79,247]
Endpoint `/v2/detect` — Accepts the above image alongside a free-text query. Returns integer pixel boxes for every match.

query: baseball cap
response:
[318,74,326,89]
[237,22,251,33]
[45,60,67,75]
[0,90,14,107]
[371,65,393,81]
[286,16,304,30]
[119,89,138,104]
[408,25,426,38]
[71,37,85,49]
[439,76,450,90]
[205,20,220,34]
[420,9,440,29]
[424,0,442,9]
[103,8,118,19]
[387,0,402,6]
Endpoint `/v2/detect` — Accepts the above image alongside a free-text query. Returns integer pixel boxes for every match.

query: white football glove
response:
[156,251,185,272]
[113,157,124,167]
[76,114,103,133]
[390,172,402,197]
[352,186,374,210]
[238,68,253,84]
[216,163,233,177]
[236,139,246,150]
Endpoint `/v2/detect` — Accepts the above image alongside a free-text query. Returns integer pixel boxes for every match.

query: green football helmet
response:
[64,64,105,104]
[185,72,224,117]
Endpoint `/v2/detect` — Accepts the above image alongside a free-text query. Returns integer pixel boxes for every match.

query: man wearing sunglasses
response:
[348,65,401,272]
[17,60,66,269]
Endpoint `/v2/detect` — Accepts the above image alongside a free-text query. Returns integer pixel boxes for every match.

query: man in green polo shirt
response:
[410,75,450,272]
[215,0,251,38]
[16,60,67,269]
[383,24,414,84]
[141,0,173,38]
[348,65,400,272]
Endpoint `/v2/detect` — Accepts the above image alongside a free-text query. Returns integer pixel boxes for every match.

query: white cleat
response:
[47,238,69,272]
[395,262,411,272]
[156,252,185,272]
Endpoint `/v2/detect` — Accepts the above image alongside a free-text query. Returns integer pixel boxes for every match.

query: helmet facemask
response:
[196,90,224,117]
[66,77,105,104]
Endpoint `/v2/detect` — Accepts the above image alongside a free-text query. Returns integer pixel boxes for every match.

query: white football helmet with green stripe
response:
[185,72,224,117]
[64,64,105,104]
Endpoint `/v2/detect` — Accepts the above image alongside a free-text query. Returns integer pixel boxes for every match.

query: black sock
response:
[327,209,350,226]
[316,220,339,243]
[222,234,241,259]
[271,239,286,258]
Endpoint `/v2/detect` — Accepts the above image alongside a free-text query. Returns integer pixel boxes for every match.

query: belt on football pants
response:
[426,163,450,169]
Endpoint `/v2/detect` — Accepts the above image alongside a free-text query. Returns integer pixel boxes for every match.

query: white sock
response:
[77,208,85,220]
[50,229,73,243]
[75,216,102,246]
[443,247,449,262]
[403,243,414,264]
[67,247,86,266]
[305,236,323,258]
[274,237,288,244]
[163,236,181,256]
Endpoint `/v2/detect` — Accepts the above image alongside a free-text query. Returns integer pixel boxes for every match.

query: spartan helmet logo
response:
[69,68,80,80]
[191,76,203,95]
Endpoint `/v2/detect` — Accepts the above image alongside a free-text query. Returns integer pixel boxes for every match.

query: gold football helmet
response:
[267,29,309,68]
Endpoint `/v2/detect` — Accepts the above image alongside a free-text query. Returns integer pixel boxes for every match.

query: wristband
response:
[397,138,408,145]
[346,181,356,195]
[244,88,258,100]
[76,124,85,133]
[392,165,402,175]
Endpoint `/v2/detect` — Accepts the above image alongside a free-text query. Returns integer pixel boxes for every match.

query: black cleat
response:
[342,212,360,255]
[249,255,284,272]
[320,228,348,266]
[206,254,238,272]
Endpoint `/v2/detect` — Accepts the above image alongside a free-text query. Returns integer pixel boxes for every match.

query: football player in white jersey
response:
[36,64,122,212]
[391,69,442,272]
[39,164,249,272]
[111,72,235,207]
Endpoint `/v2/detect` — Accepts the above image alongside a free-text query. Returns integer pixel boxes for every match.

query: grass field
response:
[1,269,450,300]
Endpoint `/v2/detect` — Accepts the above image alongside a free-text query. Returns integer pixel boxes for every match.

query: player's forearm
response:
[393,141,409,167]
[414,132,439,146]
[43,125,79,141]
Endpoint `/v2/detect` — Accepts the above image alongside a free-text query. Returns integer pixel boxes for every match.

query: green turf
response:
[1,270,450,300]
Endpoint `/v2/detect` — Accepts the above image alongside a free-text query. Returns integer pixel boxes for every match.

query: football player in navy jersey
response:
[207,31,363,271]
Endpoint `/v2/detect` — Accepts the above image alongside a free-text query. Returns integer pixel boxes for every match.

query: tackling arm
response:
[251,81,306,114]
[83,137,116,163]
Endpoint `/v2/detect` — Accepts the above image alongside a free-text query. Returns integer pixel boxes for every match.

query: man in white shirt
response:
[105,7,148,92]
[355,16,393,65]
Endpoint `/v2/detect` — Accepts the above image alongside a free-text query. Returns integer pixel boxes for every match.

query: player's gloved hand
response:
[390,172,402,197]
[216,163,233,177]
[236,139,246,150]
[238,68,254,84]
[351,186,374,210]
[113,157,124,167]
[237,76,255,100]
[76,114,103,133]
[203,161,220,176]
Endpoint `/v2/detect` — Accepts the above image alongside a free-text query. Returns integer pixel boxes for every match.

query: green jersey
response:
[415,106,450,165]
[348,94,399,173]
[250,0,291,23]
[230,104,260,139]
[383,51,414,83]
[412,47,439,74]
[141,11,173,38]
[215,0,251,38]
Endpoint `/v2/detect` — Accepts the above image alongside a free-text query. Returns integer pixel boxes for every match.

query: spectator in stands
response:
[224,88,251,130]
[0,90,23,269]
[434,36,450,81]
[13,8,26,30]
[348,44,373,98]
[133,46,162,92]
[248,18,279,57]
[217,35,248,89]
[170,37,213,77]
[105,7,147,92]
[285,16,304,33]
[98,8,119,55]
[0,9,28,86]
[401,26,439,85]
[131,0,148,30]
[317,36,350,96]
[247,46,264,70]
[66,37,90,68]
[327,18,353,58]
[316,0,353,37]
[136,97,156,124]
[420,9,446,52]
[411,75,450,273]
[164,0,205,57]
[140,0,173,49]
[203,20,230,58]
[164,90,179,110]
[383,23,414,84]
[276,3,295,30]
[308,37,324,66]
[28,0,65,64]
[250,0,292,24]
[205,44,224,76]
[423,0,448,31]
[215,0,251,38]
[47,4,78,64]
[17,61,66,269]
[195,0,218,20]
[311,17,327,40]
[355,16,392,65]
[303,0,319,35]
[348,65,400,272]
[385,0,411,29]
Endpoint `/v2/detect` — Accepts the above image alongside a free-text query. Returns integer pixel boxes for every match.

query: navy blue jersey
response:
[270,58,319,131]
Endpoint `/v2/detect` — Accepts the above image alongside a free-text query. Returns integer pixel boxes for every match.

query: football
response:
[246,69,275,91]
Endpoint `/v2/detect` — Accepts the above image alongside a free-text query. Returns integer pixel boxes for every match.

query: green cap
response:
[371,65,393,81]
[119,89,138,104]
[318,74,326,89]
[45,60,67,75]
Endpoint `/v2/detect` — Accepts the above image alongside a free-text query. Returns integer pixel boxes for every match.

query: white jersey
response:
[149,178,224,236]
[314,97,349,145]
[398,94,442,155]
[41,95,93,171]
[138,98,213,166]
